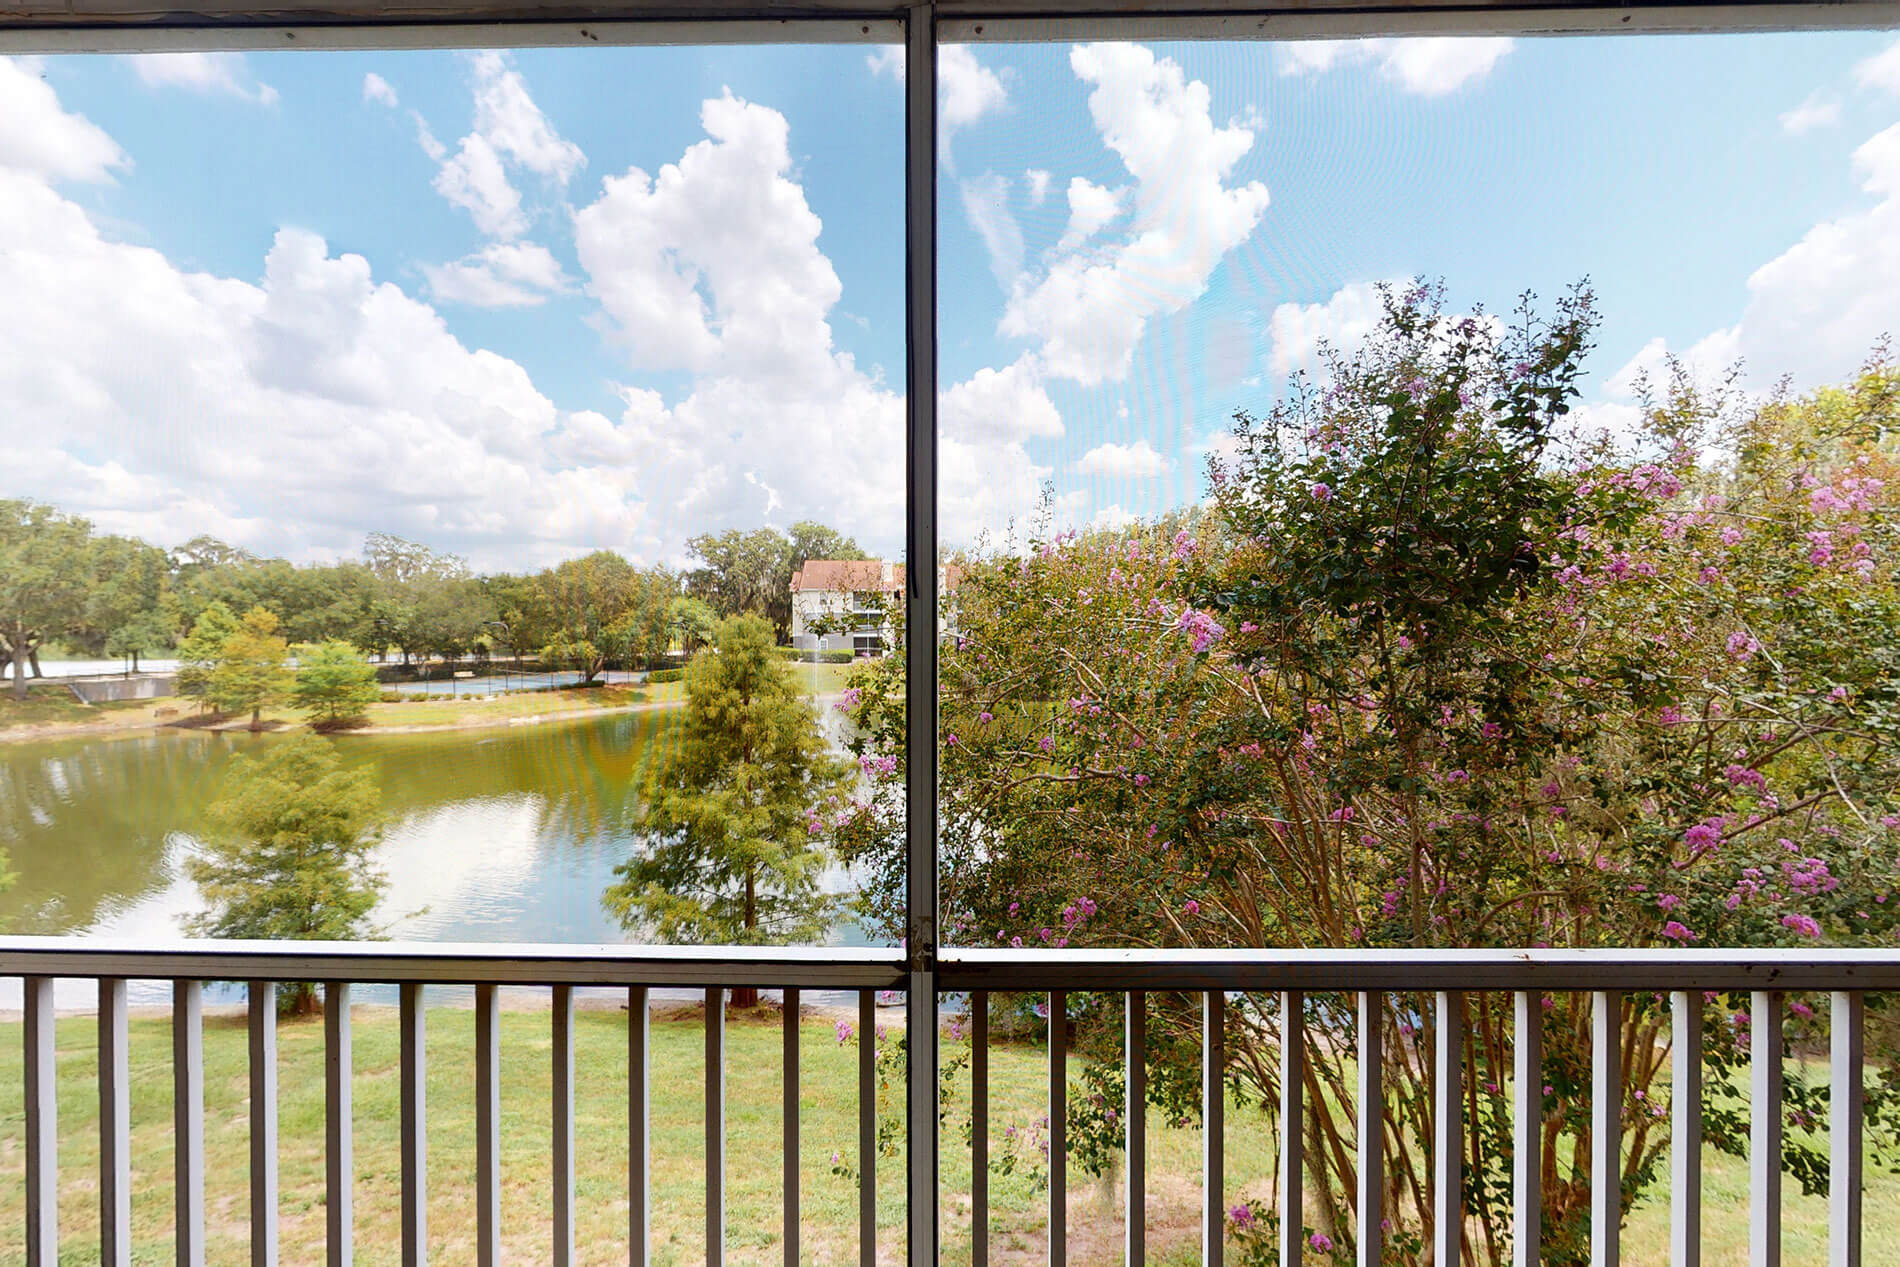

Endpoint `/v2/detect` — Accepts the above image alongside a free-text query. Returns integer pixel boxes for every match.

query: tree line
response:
[0,506,867,701]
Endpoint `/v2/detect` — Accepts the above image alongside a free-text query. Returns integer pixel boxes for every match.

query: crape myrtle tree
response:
[834,284,1900,1264]
[187,732,386,1013]
[607,613,851,1007]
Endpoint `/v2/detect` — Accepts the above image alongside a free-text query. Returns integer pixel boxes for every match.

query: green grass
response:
[5,1001,1887,1265]
[0,685,153,731]
[0,1004,1061,1266]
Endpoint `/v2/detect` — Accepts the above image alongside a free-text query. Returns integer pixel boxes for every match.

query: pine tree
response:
[606,614,849,1006]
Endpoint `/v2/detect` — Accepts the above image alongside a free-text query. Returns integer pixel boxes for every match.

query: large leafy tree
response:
[78,534,172,666]
[186,733,386,1012]
[835,287,1900,1264]
[536,551,658,683]
[209,606,293,729]
[686,522,865,642]
[607,614,850,1004]
[0,500,95,699]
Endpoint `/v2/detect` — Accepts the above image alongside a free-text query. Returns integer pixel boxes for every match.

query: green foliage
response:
[186,733,386,1011]
[834,284,1900,1266]
[669,594,717,654]
[291,640,382,727]
[606,614,850,944]
[687,521,864,641]
[647,667,685,684]
[208,606,292,728]
[0,500,96,700]
[175,601,241,707]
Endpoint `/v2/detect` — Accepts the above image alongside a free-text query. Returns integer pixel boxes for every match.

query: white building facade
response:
[789,560,959,655]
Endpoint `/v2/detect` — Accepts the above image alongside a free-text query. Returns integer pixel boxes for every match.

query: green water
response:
[0,711,676,944]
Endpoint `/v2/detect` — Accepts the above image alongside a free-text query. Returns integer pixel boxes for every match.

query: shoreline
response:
[0,687,846,746]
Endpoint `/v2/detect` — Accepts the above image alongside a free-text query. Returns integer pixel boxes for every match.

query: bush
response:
[648,668,685,684]
[774,647,860,664]
[378,692,406,704]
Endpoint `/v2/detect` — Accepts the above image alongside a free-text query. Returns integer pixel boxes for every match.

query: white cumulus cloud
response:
[960,172,1024,291]
[0,57,126,184]
[1280,37,1513,97]
[125,52,279,106]
[1266,280,1392,378]
[1780,91,1840,135]
[1000,43,1270,388]
[572,90,904,550]
[1856,37,1900,96]
[363,72,399,108]
[424,52,584,242]
[424,241,572,307]
[1074,439,1167,479]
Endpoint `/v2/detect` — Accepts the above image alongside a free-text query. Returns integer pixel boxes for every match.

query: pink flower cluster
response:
[1176,607,1227,654]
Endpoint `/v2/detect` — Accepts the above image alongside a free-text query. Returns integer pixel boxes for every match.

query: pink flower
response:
[978,711,994,723]
[1781,913,1822,939]
[1310,1233,1334,1253]
[1239,621,1258,634]
[1228,1204,1254,1229]
[1684,819,1724,854]
[1310,482,1333,502]
[834,1020,855,1044]
[1661,921,1697,942]
[1657,893,1682,913]
[1183,899,1201,916]
[1725,630,1759,660]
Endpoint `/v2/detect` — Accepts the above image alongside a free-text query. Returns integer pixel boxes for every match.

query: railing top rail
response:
[0,936,906,989]
[940,946,1900,992]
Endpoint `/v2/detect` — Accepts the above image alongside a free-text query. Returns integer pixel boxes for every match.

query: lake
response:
[0,707,882,1008]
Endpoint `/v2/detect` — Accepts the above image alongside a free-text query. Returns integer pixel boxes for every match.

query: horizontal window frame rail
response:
[940,945,1900,992]
[8,940,1900,993]
[0,935,905,989]
[1,1,1895,50]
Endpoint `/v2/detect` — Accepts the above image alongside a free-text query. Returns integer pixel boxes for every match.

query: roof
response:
[791,560,964,594]
[0,2,1879,45]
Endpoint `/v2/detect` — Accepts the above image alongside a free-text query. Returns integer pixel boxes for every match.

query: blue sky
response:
[2,30,1897,570]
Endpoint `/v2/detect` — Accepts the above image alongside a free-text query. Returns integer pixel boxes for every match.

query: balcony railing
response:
[5,939,1894,1265]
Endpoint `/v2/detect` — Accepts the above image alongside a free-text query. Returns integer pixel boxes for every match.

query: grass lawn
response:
[3,1004,1889,1266]
[0,685,157,732]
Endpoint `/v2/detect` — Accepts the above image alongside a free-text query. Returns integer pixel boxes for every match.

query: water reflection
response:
[0,707,879,1006]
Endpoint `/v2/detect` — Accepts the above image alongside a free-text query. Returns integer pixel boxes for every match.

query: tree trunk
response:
[251,705,262,730]
[9,638,27,702]
[729,866,760,1010]
[28,647,43,678]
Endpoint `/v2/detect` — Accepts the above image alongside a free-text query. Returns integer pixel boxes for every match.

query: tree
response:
[686,528,794,637]
[833,288,1900,1264]
[687,523,866,642]
[669,594,717,655]
[0,500,95,700]
[291,640,382,729]
[78,534,171,665]
[209,606,292,729]
[536,551,669,682]
[185,733,386,1013]
[606,614,850,1006]
[175,601,241,709]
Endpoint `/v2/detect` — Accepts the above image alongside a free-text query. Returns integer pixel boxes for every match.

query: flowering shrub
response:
[834,284,1900,1263]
